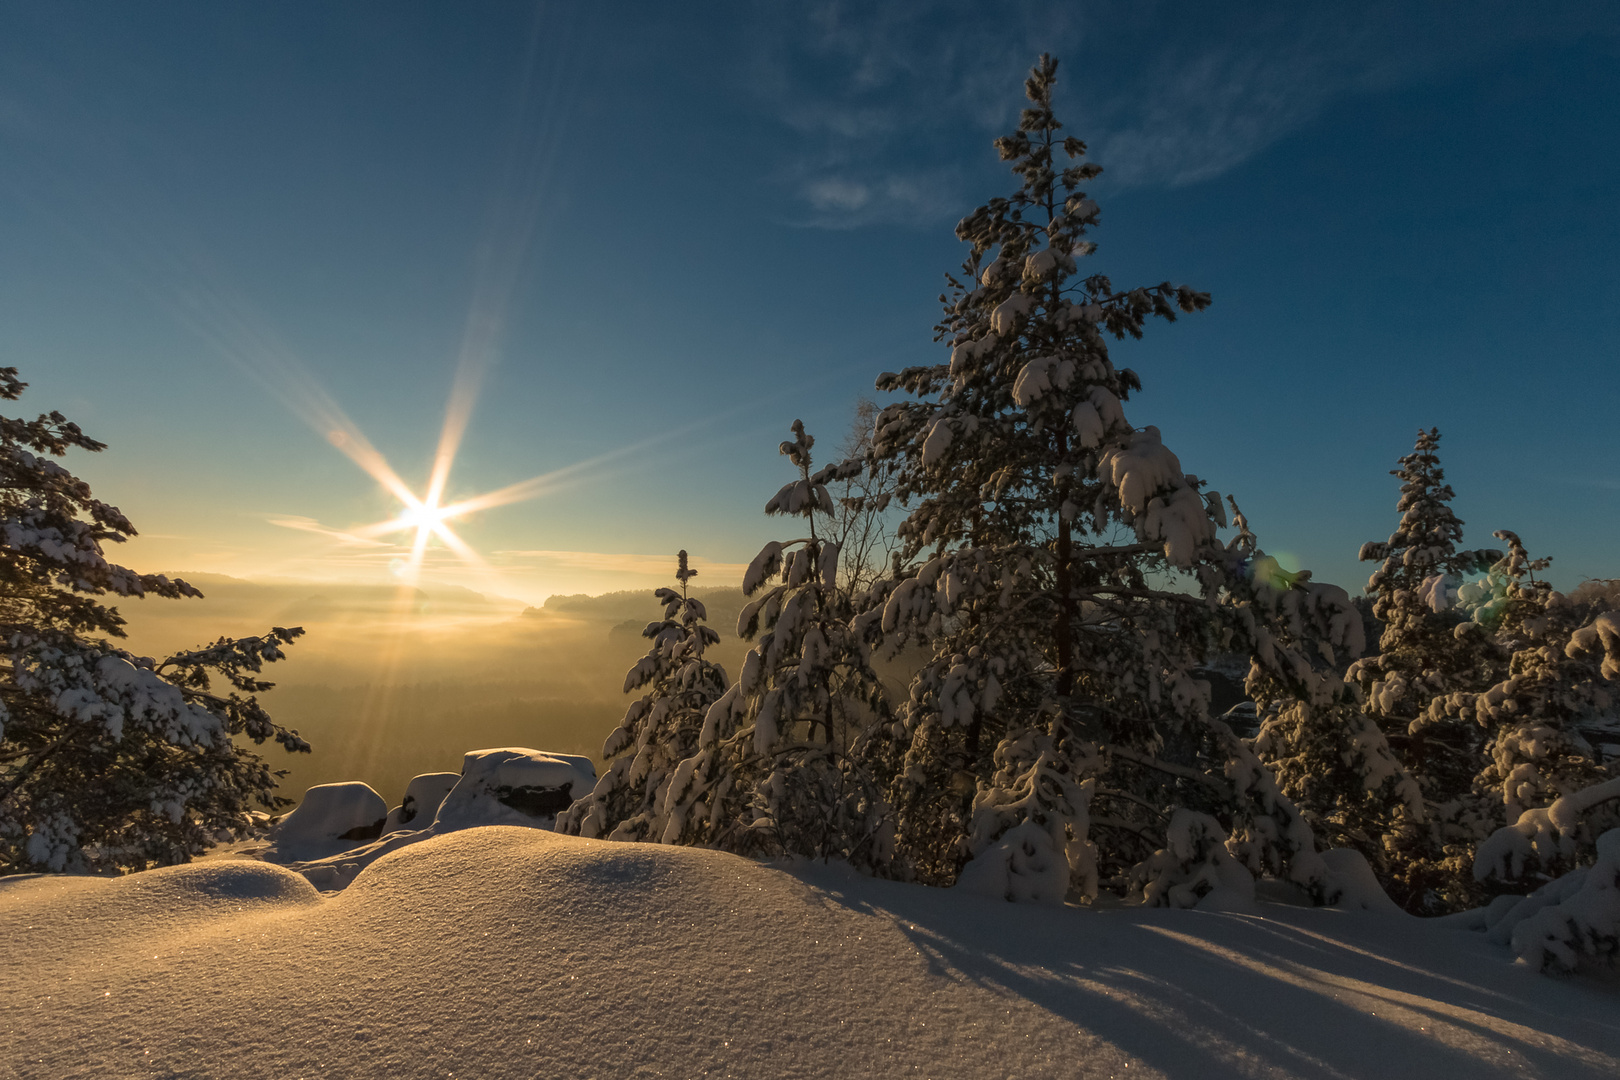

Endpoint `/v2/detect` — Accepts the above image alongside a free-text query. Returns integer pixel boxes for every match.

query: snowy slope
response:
[3,827,1617,1080]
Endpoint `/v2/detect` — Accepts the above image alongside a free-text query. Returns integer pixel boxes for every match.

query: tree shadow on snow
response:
[789,868,1620,1080]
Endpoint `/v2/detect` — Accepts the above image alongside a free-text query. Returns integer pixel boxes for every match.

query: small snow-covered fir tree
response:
[1492,818,1620,973]
[858,56,1350,905]
[558,551,728,841]
[660,422,894,868]
[1358,429,1498,635]
[0,367,307,874]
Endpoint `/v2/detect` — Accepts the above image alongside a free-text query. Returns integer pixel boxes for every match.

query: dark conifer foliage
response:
[858,56,1360,904]
[1269,427,1620,917]
[558,550,729,842]
[0,368,306,874]
[660,423,894,867]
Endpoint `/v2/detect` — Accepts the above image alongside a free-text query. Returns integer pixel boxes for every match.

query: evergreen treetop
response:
[1358,427,1500,641]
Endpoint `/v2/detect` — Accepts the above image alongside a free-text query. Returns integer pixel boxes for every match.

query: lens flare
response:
[347,485,494,584]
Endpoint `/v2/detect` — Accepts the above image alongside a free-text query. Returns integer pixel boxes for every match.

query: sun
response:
[395,498,456,536]
[263,317,647,588]
[356,491,487,583]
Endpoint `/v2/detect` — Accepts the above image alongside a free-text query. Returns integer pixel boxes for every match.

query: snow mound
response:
[1486,827,1620,972]
[1321,847,1408,915]
[267,782,387,860]
[5,827,1618,1080]
[0,860,320,937]
[954,820,1070,905]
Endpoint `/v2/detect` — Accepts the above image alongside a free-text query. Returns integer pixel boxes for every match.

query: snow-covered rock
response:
[276,749,596,891]
[383,772,459,834]
[431,747,594,830]
[269,782,388,861]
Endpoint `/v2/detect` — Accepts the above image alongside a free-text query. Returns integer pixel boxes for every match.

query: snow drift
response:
[4,826,1618,1080]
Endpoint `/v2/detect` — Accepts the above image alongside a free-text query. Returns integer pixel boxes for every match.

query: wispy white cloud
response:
[793,167,960,229]
[745,1,1610,223]
[267,515,392,547]
[745,0,1051,227]
[1093,44,1340,188]
[805,176,870,213]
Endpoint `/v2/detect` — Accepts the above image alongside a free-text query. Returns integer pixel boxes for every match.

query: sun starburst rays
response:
[342,448,503,584]
[140,7,589,594]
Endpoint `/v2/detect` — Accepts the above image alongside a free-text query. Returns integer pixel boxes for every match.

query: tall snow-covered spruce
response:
[558,551,728,842]
[1352,428,1506,785]
[658,422,894,867]
[0,367,306,874]
[1338,428,1507,910]
[860,56,1356,905]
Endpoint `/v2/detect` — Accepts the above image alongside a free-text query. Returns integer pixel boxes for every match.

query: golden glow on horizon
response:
[301,391,695,589]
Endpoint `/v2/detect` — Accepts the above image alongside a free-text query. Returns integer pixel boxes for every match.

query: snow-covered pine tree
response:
[0,367,307,874]
[1235,501,1424,886]
[659,422,893,868]
[1332,433,1620,911]
[558,551,728,842]
[1352,429,1505,801]
[1326,428,1507,909]
[859,56,1348,906]
[1449,532,1619,891]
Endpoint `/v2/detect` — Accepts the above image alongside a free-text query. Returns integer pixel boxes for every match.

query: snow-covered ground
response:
[4,825,1617,1080]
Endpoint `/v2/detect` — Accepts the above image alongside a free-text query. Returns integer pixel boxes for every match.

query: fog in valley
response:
[116,575,758,810]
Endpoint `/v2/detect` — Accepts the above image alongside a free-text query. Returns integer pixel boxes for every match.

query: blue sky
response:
[3,1,1617,603]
